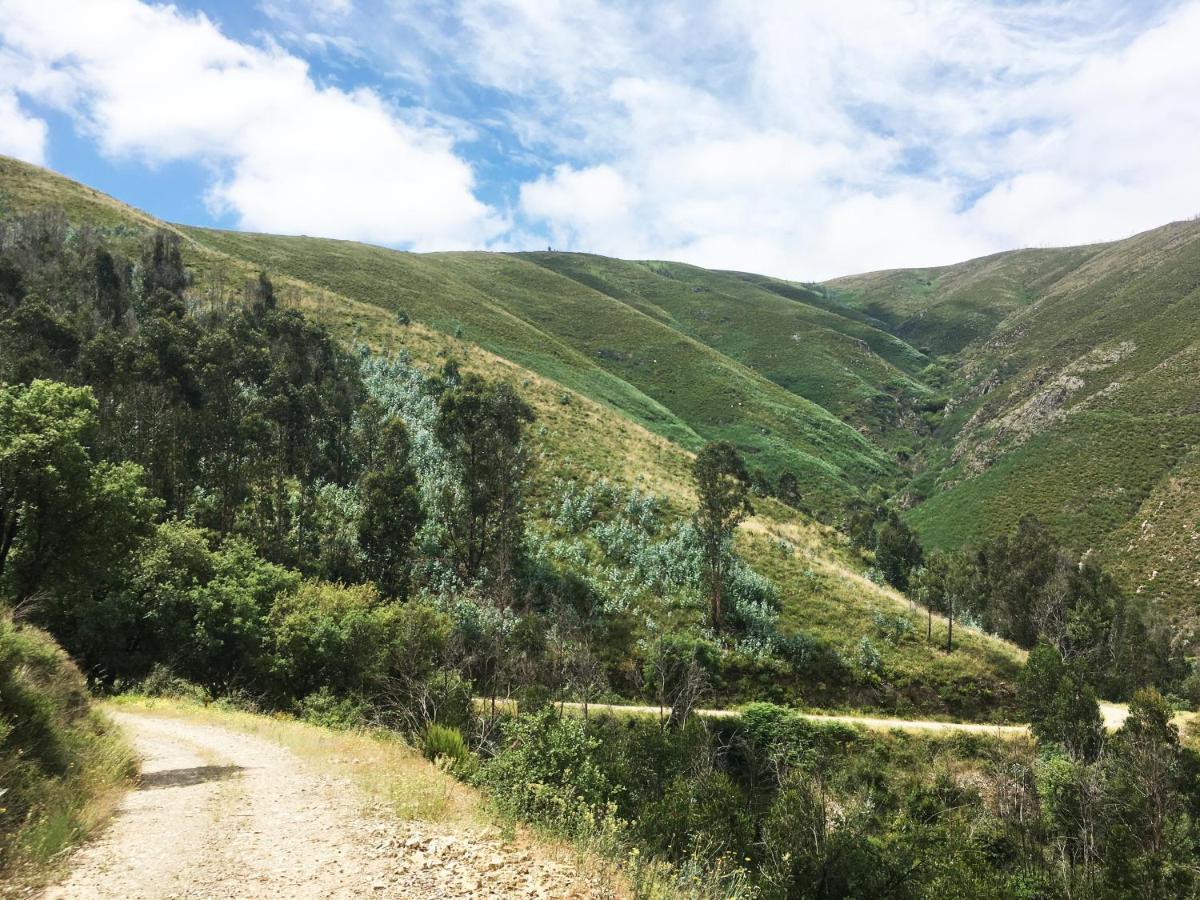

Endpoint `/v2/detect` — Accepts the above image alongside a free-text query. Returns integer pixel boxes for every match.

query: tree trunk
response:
[946,597,954,652]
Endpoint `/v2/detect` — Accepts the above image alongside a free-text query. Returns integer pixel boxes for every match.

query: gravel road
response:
[41,711,599,899]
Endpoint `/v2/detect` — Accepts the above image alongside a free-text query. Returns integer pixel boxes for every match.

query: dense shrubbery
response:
[470,698,1200,898]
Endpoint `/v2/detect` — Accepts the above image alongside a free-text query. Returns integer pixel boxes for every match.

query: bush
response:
[268,580,395,701]
[296,688,369,730]
[855,636,885,681]
[476,708,619,840]
[638,770,754,863]
[420,669,474,733]
[126,664,209,703]
[422,723,475,776]
[872,610,915,644]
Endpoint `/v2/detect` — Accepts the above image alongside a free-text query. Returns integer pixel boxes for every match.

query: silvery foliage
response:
[539,476,697,614]
[357,349,464,594]
[856,635,884,679]
[441,592,517,647]
[305,480,365,572]
[871,610,915,644]
[552,478,596,533]
[725,560,787,659]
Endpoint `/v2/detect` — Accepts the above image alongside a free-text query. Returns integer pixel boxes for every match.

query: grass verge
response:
[0,618,135,896]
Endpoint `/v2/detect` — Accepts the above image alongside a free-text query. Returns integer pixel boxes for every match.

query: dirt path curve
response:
[562,701,1194,736]
[559,701,1028,735]
[42,711,597,900]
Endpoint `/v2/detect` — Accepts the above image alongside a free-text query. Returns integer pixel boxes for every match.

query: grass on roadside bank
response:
[0,618,135,896]
[106,696,643,896]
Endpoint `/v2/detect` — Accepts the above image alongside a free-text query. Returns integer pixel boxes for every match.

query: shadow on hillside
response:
[137,764,244,790]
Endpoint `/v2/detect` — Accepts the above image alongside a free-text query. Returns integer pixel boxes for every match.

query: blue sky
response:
[2,0,1199,279]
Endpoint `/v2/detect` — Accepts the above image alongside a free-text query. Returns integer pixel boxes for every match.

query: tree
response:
[100,521,297,691]
[1020,643,1104,762]
[973,513,1058,646]
[873,511,923,592]
[357,413,424,598]
[139,228,188,297]
[911,548,972,650]
[0,380,157,606]
[691,441,752,631]
[1102,689,1193,896]
[435,375,534,603]
[846,484,888,549]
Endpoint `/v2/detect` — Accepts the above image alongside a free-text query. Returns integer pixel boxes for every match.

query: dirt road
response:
[42,711,597,899]
[552,700,1029,735]
[560,700,1194,736]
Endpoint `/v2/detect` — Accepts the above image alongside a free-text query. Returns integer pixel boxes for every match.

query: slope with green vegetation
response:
[827,243,1107,355]
[177,227,898,508]
[0,616,133,887]
[0,153,1024,725]
[831,220,1200,612]
[521,251,936,450]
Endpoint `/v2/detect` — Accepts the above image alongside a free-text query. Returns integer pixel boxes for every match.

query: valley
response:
[2,153,1199,897]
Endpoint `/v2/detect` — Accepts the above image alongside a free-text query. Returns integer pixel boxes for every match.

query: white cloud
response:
[4,0,1199,275]
[0,0,501,249]
[519,164,636,250]
[0,88,46,164]
[376,0,1200,278]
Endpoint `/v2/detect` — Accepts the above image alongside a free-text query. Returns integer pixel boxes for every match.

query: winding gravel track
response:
[42,711,596,899]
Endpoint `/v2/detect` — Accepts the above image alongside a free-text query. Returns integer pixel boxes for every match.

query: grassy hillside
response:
[866,221,1200,612]
[178,228,898,508]
[827,243,1106,355]
[0,154,1025,718]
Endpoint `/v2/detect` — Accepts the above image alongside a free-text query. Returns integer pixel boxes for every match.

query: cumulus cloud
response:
[4,0,1198,275]
[0,88,46,164]
[375,0,1200,277]
[0,0,501,249]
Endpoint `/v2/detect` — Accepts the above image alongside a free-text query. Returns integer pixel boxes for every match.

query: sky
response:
[1,1,1199,280]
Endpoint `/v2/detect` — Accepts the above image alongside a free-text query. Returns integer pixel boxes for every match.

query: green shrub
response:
[297,688,369,730]
[127,664,209,703]
[422,722,474,775]
[638,771,754,863]
[268,580,394,700]
[477,708,620,840]
[421,669,474,733]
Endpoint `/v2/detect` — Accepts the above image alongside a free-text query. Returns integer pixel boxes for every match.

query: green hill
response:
[521,253,937,452]
[7,148,1200,686]
[177,228,900,509]
[830,220,1200,612]
[0,154,1026,720]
